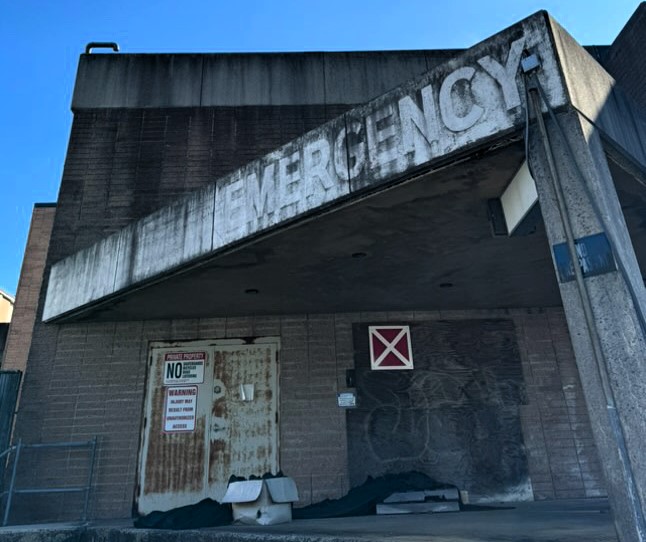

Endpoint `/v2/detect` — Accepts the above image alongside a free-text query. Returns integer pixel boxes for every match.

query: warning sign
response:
[163,386,198,432]
[163,352,206,385]
[369,326,414,370]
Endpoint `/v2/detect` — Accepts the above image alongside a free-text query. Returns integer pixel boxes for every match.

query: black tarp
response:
[293,471,455,519]
[134,498,232,530]
[134,471,468,528]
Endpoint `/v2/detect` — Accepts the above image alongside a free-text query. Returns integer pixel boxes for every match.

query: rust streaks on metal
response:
[143,354,206,495]
[208,345,277,483]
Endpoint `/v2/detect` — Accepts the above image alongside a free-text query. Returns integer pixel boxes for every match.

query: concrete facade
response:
[8,7,646,542]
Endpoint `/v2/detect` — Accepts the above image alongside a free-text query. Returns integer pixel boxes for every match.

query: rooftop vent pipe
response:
[85,42,119,54]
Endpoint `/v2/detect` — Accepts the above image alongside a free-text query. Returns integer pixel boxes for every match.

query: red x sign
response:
[369,326,414,370]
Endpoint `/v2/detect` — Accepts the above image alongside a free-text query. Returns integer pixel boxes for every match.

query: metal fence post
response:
[82,437,97,522]
[3,439,21,526]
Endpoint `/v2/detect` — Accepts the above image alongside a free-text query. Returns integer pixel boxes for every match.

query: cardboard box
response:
[222,477,299,525]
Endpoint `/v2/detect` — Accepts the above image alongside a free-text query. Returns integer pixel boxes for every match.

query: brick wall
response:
[601,4,646,111]
[11,307,604,522]
[514,309,606,499]
[2,205,55,374]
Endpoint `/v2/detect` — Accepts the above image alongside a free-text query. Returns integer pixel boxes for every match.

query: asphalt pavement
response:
[0,498,617,542]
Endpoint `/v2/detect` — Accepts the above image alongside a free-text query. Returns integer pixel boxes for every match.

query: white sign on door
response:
[163,386,198,432]
[163,351,206,385]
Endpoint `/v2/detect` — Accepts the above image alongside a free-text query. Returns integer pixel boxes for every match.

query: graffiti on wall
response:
[348,319,531,500]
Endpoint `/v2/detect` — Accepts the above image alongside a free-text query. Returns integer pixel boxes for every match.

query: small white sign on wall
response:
[163,386,198,432]
[337,392,357,408]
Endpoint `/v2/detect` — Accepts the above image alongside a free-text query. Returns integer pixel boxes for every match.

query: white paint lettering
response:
[346,120,366,179]
[477,37,525,110]
[278,150,302,219]
[332,121,367,181]
[246,161,276,229]
[214,173,246,245]
[439,66,484,132]
[303,138,334,204]
[333,128,349,181]
[398,84,440,164]
[366,103,401,172]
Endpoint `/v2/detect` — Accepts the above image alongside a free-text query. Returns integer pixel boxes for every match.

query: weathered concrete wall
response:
[10,308,604,523]
[72,51,458,109]
[549,16,646,174]
[529,105,646,541]
[529,20,646,535]
[44,12,568,321]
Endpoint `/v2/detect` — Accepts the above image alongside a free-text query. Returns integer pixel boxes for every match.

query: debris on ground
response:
[293,471,456,519]
[134,471,509,528]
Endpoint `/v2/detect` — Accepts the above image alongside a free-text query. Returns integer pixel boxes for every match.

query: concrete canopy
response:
[42,11,646,323]
[51,143,560,321]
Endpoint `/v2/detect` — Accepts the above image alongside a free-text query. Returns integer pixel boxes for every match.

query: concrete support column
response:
[529,107,646,542]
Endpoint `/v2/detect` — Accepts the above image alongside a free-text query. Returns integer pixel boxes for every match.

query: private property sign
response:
[163,352,206,385]
[369,326,414,370]
[43,14,567,321]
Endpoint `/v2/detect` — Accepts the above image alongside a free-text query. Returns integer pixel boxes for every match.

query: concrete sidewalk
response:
[0,499,617,542]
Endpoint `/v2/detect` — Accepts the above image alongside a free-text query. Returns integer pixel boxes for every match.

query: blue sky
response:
[0,0,641,296]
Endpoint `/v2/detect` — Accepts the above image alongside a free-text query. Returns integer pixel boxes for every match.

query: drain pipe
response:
[521,56,645,540]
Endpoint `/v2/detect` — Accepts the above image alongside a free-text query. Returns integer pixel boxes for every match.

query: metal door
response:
[208,344,279,500]
[137,345,212,514]
[137,341,278,514]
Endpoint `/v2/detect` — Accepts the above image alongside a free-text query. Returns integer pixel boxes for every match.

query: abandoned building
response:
[2,5,646,541]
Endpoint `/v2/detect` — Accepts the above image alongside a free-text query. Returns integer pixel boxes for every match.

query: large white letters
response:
[439,66,484,132]
[278,150,302,219]
[398,84,440,165]
[246,161,276,230]
[366,103,402,174]
[214,173,246,246]
[477,38,525,110]
[303,138,334,206]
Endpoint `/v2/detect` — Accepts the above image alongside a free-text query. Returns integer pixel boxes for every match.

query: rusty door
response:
[137,345,213,514]
[137,341,278,514]
[208,343,279,500]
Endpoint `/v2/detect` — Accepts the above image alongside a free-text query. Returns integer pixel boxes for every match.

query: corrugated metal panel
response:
[0,371,21,452]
